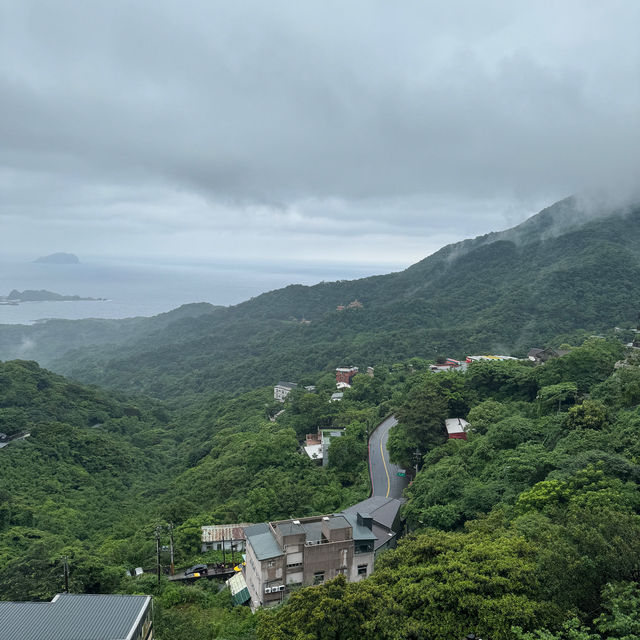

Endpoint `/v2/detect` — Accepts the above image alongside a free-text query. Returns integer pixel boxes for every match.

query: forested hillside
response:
[2,195,640,639]
[258,339,640,640]
[3,333,640,638]
[0,359,395,636]
[1,197,639,400]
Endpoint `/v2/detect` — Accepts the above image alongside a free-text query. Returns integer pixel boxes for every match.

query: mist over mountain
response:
[1,196,639,398]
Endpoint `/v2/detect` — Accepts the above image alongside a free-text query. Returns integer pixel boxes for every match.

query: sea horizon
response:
[0,256,405,325]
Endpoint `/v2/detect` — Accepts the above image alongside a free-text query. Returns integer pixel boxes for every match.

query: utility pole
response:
[222,535,226,564]
[155,527,162,585]
[414,448,422,474]
[231,541,235,566]
[168,523,175,576]
[62,556,69,593]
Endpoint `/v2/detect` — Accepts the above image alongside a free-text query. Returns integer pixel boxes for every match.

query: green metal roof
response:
[0,594,151,640]
[340,513,377,541]
[226,573,251,606]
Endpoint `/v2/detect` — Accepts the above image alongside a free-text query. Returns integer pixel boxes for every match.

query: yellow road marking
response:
[380,438,391,498]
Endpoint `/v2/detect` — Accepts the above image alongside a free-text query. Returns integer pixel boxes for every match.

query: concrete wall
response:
[349,550,374,582]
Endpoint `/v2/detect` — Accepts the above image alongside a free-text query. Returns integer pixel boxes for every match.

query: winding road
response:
[368,415,408,499]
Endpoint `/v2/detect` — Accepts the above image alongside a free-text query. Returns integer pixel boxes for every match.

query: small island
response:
[1,289,105,303]
[33,252,80,264]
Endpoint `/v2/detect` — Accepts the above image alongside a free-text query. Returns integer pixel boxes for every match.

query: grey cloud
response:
[0,0,639,262]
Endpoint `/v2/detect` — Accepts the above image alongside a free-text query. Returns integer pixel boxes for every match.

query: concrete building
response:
[201,524,251,553]
[274,382,297,402]
[0,594,153,640]
[243,498,405,610]
[343,496,404,556]
[244,513,376,610]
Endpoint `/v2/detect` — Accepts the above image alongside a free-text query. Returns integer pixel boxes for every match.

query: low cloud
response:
[0,1,638,264]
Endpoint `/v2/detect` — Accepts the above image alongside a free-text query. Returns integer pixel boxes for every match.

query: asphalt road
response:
[368,415,408,499]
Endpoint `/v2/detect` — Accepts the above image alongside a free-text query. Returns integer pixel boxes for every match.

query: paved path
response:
[0,433,30,450]
[368,415,408,499]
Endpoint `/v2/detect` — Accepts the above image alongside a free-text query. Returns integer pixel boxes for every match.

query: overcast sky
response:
[1,1,639,269]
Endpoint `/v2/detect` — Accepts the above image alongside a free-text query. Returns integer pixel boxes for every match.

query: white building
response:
[274,381,297,402]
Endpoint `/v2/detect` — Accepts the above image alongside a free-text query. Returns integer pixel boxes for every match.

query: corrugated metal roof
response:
[226,573,251,605]
[445,418,469,435]
[0,594,151,640]
[201,524,251,543]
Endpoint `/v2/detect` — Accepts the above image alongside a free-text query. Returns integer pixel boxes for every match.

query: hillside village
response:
[155,334,640,612]
[2,316,640,639]
[2,0,639,635]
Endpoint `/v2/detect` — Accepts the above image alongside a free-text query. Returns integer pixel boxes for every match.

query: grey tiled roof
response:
[0,594,151,640]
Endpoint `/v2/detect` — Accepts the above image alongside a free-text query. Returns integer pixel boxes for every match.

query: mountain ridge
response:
[2,196,639,397]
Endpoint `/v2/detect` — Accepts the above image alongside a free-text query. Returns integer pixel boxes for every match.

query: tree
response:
[393,379,448,462]
[534,339,622,394]
[257,574,386,640]
[486,416,541,450]
[594,581,640,639]
[565,400,609,431]
[328,435,366,476]
[537,383,578,414]
[466,399,508,434]
[367,529,562,640]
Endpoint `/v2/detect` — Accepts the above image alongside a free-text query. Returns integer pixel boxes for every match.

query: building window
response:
[313,571,325,584]
[286,562,302,568]
[268,560,276,568]
[337,568,348,575]
[357,564,368,576]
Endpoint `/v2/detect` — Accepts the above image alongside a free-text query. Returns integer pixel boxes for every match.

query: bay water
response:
[0,257,399,325]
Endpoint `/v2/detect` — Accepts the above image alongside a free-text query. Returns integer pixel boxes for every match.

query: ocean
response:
[0,257,400,325]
